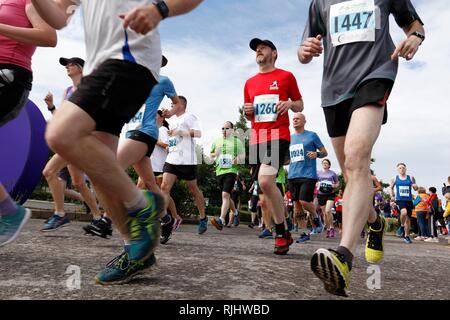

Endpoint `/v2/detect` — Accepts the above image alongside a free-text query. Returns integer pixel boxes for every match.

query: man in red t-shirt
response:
[243,38,303,255]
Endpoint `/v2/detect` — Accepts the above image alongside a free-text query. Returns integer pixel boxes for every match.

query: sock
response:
[336,246,354,271]
[0,196,18,216]
[124,192,148,215]
[55,211,65,217]
[368,215,381,230]
[219,217,225,224]
[275,222,286,236]
[124,240,131,246]
[93,215,102,221]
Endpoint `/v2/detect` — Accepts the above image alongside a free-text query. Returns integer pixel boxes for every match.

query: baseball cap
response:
[249,38,277,51]
[59,57,85,69]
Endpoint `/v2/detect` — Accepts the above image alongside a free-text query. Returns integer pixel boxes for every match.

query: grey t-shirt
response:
[301,0,422,107]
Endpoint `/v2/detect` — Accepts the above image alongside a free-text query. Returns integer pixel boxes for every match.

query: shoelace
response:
[106,251,126,267]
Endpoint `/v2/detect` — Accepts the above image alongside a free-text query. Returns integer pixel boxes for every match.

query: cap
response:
[162,55,168,68]
[59,57,85,69]
[249,38,277,51]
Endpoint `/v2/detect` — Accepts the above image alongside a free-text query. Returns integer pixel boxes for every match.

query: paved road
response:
[1,218,450,300]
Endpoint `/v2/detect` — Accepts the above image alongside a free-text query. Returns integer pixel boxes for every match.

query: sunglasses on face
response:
[222,128,232,131]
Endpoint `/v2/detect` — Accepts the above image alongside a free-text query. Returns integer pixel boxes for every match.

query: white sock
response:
[55,211,65,217]
[124,191,147,214]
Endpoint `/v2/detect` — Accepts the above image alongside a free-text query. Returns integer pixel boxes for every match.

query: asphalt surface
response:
[1,218,450,300]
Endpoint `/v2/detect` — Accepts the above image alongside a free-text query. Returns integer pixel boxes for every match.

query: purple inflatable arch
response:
[0,100,48,204]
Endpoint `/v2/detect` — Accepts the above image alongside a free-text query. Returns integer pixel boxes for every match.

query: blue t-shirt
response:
[136,75,177,139]
[288,130,324,180]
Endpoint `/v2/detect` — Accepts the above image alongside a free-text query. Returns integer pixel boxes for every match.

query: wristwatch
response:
[153,0,169,20]
[410,31,425,44]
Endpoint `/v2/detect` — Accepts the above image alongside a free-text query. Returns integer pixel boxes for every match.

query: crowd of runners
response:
[1,0,441,297]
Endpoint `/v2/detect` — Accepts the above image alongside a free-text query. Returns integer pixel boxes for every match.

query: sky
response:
[29,0,450,192]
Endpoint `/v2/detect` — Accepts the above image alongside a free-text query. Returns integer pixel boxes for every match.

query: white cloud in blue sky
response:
[30,0,450,190]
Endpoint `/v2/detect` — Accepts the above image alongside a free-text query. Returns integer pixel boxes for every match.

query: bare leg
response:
[42,154,68,213]
[68,165,101,218]
[258,165,284,225]
[186,180,205,219]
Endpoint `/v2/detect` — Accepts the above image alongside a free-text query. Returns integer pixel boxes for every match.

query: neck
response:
[71,74,82,87]
[259,64,276,73]
[176,110,186,117]
[294,127,305,134]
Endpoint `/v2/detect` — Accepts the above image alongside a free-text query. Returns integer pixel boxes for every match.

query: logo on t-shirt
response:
[269,80,279,90]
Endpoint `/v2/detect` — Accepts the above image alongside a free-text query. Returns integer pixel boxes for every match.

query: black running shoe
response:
[160,215,175,245]
[84,217,113,238]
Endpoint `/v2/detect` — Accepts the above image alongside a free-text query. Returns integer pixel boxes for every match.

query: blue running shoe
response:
[96,248,156,285]
[403,236,412,244]
[0,205,31,247]
[233,213,239,227]
[41,214,70,232]
[211,217,224,231]
[198,217,208,234]
[396,226,405,238]
[311,228,319,235]
[296,232,310,243]
[258,229,274,239]
[127,191,164,262]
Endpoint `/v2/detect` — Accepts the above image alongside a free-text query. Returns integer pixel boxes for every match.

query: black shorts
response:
[396,200,414,217]
[323,79,394,138]
[163,163,197,181]
[288,178,317,202]
[217,173,237,194]
[58,167,72,188]
[335,210,343,224]
[69,59,156,136]
[231,191,240,206]
[154,171,163,177]
[249,139,290,183]
[126,130,157,157]
[317,193,336,206]
[250,195,259,213]
[0,64,32,126]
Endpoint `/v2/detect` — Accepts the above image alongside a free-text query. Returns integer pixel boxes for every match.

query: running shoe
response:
[198,217,208,234]
[233,212,239,227]
[311,248,350,297]
[274,231,293,255]
[160,214,175,245]
[248,222,255,229]
[127,191,164,262]
[211,217,224,231]
[424,237,439,243]
[83,217,113,238]
[326,229,331,238]
[172,216,183,232]
[41,214,70,232]
[0,205,31,247]
[258,229,274,239]
[329,228,336,238]
[296,232,310,243]
[365,216,386,264]
[403,236,412,244]
[96,248,156,285]
[396,226,405,237]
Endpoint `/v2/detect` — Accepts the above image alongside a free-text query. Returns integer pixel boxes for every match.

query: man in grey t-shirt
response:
[298,0,424,297]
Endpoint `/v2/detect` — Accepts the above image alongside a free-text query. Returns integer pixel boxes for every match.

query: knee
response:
[45,124,71,155]
[258,178,272,193]
[343,144,371,175]
[222,192,230,200]
[42,165,59,180]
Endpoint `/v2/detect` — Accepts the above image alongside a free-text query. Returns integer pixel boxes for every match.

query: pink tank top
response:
[0,0,36,71]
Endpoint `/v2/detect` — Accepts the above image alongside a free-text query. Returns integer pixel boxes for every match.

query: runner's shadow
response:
[129,276,160,285]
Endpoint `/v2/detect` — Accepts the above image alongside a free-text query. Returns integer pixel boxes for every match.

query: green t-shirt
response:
[211,136,245,176]
[276,167,287,184]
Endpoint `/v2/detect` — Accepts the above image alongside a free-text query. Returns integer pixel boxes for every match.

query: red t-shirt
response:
[334,196,343,212]
[244,68,302,145]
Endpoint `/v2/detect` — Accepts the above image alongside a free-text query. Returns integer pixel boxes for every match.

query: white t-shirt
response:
[75,0,161,79]
[151,126,169,173]
[165,113,200,165]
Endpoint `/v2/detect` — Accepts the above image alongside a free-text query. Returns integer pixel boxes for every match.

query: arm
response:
[391,20,425,61]
[121,0,204,35]
[0,3,57,47]
[307,146,327,160]
[390,178,396,198]
[31,0,75,30]
[411,176,419,191]
[277,99,304,115]
[162,96,182,119]
[372,176,383,193]
[156,140,168,149]
[298,35,323,64]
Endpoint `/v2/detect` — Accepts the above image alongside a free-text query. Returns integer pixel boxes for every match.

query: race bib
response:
[168,137,179,152]
[254,94,279,123]
[319,180,333,193]
[399,186,410,198]
[330,0,376,47]
[219,154,233,169]
[289,144,305,162]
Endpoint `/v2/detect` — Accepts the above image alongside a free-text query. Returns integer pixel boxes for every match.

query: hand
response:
[244,103,254,116]
[391,35,422,61]
[44,92,53,108]
[276,101,292,115]
[162,108,174,119]
[119,4,162,35]
[299,35,323,61]
[306,151,317,159]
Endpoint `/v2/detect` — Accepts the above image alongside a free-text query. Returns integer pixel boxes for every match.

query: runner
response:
[244,38,303,255]
[299,0,424,296]
[116,55,182,245]
[32,0,203,284]
[40,57,105,234]
[160,96,208,235]
[0,0,56,247]
[210,121,245,231]
[316,159,339,238]
[334,189,344,233]
[287,113,328,244]
[390,163,418,244]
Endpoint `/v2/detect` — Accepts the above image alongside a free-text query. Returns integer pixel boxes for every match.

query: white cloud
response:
[28,0,450,191]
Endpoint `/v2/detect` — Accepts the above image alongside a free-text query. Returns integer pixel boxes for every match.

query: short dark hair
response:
[225,121,234,129]
[179,96,187,108]
[397,162,406,167]
[429,187,437,193]
[322,159,331,166]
